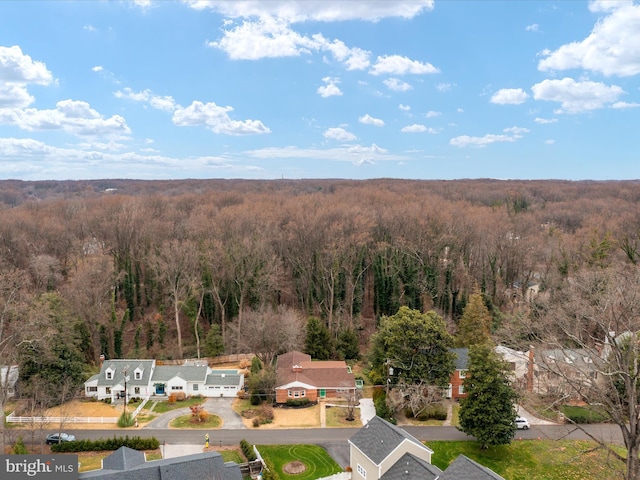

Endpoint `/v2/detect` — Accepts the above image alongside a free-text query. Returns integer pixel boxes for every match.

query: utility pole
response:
[123,365,130,418]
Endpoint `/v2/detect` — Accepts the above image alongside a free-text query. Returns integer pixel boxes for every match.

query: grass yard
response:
[257,445,343,480]
[430,440,625,480]
[169,413,222,429]
[152,397,205,414]
[325,405,362,427]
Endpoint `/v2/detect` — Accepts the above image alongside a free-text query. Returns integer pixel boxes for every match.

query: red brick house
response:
[275,351,356,404]
[446,348,469,401]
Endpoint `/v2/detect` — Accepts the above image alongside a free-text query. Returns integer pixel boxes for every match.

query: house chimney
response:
[292,364,303,373]
[99,354,105,370]
[527,346,534,393]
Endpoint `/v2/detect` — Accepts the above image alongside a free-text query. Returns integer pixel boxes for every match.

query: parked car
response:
[46,432,76,444]
[515,416,530,430]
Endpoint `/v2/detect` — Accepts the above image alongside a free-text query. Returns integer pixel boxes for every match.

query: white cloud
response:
[114,87,177,112]
[426,110,441,118]
[245,143,404,166]
[92,65,104,72]
[534,117,559,124]
[545,139,556,144]
[370,54,439,75]
[525,23,539,32]
[384,78,412,92]
[184,1,435,22]
[208,17,371,71]
[436,82,454,92]
[323,127,356,141]
[538,2,640,76]
[450,126,528,147]
[83,25,97,32]
[531,77,625,113]
[172,100,270,135]
[0,83,33,108]
[491,88,529,105]
[0,45,53,85]
[401,124,440,133]
[399,104,411,111]
[611,101,640,109]
[317,77,343,97]
[359,114,385,127]
[0,99,131,137]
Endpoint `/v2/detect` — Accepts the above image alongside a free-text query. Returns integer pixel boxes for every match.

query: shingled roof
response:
[379,452,442,480]
[440,455,505,480]
[151,365,209,383]
[349,416,432,465]
[79,446,242,480]
[276,351,355,390]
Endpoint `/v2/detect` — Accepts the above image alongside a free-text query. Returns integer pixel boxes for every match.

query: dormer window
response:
[134,368,143,380]
[105,368,114,380]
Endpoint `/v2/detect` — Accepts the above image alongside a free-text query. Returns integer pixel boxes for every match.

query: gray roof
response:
[379,452,442,480]
[451,348,469,370]
[206,373,243,386]
[79,447,242,480]
[440,455,505,480]
[102,446,146,471]
[97,360,155,387]
[349,416,430,465]
[151,365,209,383]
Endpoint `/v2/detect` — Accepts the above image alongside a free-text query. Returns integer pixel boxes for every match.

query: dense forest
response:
[1,178,640,366]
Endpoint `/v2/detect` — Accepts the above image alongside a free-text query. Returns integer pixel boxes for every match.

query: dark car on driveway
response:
[46,433,76,444]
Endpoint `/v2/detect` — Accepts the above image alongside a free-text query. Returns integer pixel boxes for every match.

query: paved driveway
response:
[144,397,246,430]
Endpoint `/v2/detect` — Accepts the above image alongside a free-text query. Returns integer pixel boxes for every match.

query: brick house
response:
[274,351,356,404]
[446,348,469,401]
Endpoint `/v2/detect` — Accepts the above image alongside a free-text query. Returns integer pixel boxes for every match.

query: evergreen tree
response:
[456,292,493,347]
[304,317,333,360]
[204,324,224,357]
[250,356,263,374]
[335,327,360,360]
[458,342,518,449]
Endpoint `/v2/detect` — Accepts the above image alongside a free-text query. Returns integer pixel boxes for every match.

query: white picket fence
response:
[6,412,118,424]
[6,394,151,425]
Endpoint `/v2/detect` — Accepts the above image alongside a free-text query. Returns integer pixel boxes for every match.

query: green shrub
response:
[240,439,257,461]
[562,405,608,424]
[117,412,135,427]
[374,392,395,424]
[13,436,28,454]
[285,398,311,407]
[250,390,262,406]
[51,435,159,453]
[261,457,281,480]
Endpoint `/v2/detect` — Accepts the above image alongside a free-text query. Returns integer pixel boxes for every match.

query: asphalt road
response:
[49,423,624,447]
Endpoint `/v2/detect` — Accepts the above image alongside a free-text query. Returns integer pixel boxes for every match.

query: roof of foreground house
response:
[276,351,355,390]
[379,452,442,480]
[439,454,505,480]
[451,348,469,370]
[150,365,209,383]
[79,446,242,480]
[349,416,432,465]
[97,360,155,387]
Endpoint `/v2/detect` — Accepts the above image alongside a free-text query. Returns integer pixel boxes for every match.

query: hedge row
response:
[51,435,159,453]
[240,439,257,461]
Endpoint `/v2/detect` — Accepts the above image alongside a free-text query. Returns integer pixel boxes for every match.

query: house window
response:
[458,385,465,395]
[288,390,292,398]
[87,386,97,393]
[294,391,300,398]
[193,384,199,391]
[105,371,113,380]
[134,387,140,395]
[171,386,183,390]
[459,370,467,379]
[134,370,142,380]
[106,387,111,394]
[357,464,367,478]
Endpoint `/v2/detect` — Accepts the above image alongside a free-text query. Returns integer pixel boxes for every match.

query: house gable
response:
[379,452,442,480]
[440,454,505,480]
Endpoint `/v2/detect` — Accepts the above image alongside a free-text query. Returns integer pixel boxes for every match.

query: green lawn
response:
[152,397,205,414]
[429,440,624,480]
[219,449,245,464]
[257,445,343,480]
[169,413,222,429]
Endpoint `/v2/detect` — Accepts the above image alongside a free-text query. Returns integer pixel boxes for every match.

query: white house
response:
[84,359,244,401]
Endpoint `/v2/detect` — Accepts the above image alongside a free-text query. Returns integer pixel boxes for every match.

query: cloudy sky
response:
[1,0,639,180]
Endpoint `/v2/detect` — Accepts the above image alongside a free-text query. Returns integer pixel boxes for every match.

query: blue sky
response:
[1,0,639,181]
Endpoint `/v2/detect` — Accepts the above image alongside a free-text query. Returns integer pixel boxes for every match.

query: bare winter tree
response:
[386,380,443,419]
[229,305,304,367]
[534,265,640,480]
[337,382,361,422]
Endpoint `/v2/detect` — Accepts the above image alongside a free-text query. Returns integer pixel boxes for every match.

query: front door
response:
[319,389,326,398]
[155,384,165,395]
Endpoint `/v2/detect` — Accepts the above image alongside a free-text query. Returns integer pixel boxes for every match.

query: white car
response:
[515,416,530,430]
